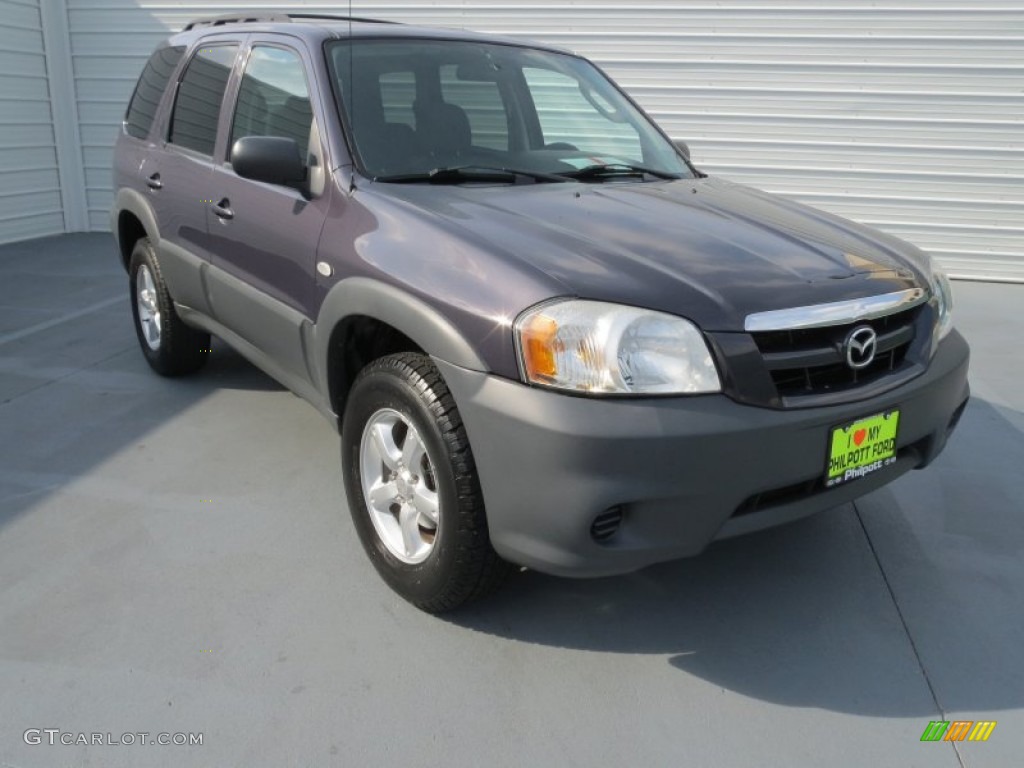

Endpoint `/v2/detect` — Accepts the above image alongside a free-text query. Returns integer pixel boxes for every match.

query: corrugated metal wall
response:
[12,1,1024,280]
[0,0,62,243]
[349,0,1024,281]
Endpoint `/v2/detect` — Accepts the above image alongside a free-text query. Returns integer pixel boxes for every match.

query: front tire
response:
[342,353,509,612]
[128,238,209,376]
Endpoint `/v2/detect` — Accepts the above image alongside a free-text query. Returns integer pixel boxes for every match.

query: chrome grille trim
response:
[744,288,927,332]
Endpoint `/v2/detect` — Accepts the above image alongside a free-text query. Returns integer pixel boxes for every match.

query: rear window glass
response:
[169,45,238,155]
[125,46,185,140]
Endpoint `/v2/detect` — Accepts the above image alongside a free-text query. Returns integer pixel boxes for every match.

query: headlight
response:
[931,266,954,340]
[514,299,721,394]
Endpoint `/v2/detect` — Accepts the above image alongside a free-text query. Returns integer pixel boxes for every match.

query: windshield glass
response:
[326,39,690,181]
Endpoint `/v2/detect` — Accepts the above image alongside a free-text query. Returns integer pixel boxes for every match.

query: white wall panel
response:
[55,1,1023,280]
[0,0,62,243]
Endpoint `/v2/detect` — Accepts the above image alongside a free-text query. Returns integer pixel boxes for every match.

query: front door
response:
[205,40,331,387]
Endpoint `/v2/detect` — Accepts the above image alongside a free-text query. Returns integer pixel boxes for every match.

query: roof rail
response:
[183,13,290,31]
[287,13,400,25]
[182,12,398,32]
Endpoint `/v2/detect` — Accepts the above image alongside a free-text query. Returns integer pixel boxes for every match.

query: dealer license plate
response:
[826,410,900,488]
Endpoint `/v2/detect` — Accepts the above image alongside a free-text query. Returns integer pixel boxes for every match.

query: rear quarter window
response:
[124,46,185,140]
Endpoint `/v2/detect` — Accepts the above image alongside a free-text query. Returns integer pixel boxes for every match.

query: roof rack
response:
[287,13,399,25]
[183,13,288,31]
[182,12,397,32]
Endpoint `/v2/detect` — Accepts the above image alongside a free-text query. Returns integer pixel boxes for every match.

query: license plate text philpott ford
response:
[827,410,900,487]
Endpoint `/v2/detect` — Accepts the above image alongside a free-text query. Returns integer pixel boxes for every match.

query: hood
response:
[372,176,930,331]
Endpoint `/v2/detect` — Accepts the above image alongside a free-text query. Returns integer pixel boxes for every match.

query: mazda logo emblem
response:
[845,326,878,370]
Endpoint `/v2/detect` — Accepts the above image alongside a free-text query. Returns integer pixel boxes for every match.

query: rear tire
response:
[342,352,510,612]
[129,238,209,376]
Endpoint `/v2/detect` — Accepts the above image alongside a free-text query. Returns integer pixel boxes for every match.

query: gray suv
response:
[112,13,970,611]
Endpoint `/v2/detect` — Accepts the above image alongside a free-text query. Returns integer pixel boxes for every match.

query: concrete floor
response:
[0,233,1021,768]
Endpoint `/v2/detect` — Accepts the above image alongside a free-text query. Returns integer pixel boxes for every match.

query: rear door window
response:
[125,46,185,139]
[169,45,239,155]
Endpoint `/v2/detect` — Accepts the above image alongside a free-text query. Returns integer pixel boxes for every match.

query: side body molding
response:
[312,277,488,411]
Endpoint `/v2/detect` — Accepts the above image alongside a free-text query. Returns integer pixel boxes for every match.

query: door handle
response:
[146,173,163,190]
[212,198,233,220]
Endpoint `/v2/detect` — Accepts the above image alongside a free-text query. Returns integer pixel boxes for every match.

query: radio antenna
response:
[349,0,355,189]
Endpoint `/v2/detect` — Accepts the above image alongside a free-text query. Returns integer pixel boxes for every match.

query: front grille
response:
[733,477,822,517]
[732,440,925,517]
[750,305,922,400]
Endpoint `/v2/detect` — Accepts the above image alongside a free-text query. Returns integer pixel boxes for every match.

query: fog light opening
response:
[591,506,624,543]
[947,399,968,436]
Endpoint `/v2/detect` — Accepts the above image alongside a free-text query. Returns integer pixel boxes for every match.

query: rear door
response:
[205,36,331,386]
[114,44,185,211]
[143,38,243,315]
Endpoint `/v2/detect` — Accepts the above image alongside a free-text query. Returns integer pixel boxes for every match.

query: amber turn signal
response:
[519,314,560,382]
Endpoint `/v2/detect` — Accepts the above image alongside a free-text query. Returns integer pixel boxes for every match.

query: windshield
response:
[326,39,691,181]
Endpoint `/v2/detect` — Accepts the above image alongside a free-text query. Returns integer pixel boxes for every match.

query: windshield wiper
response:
[559,163,683,181]
[376,166,567,184]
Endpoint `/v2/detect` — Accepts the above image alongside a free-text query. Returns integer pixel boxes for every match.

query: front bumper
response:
[436,329,970,578]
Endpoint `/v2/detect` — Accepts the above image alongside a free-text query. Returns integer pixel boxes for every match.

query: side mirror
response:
[231,136,306,188]
[673,139,691,161]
